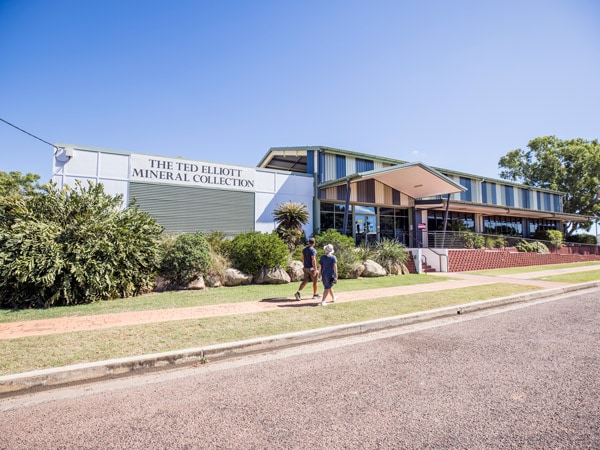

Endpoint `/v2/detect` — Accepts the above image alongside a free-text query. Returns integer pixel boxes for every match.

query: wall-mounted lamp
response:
[55,146,74,163]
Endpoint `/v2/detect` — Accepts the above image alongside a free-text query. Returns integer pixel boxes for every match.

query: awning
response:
[425,200,590,223]
[320,162,466,199]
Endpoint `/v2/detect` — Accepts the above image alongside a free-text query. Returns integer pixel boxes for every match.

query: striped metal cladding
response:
[129,182,255,235]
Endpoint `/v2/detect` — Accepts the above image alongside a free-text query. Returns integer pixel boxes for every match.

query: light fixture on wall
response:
[55,146,74,163]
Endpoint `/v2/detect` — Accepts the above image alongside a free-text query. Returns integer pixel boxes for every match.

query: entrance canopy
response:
[320,162,466,199]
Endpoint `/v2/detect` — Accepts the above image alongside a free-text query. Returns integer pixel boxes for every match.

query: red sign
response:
[417,223,427,230]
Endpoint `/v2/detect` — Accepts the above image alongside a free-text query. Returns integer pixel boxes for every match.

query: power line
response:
[0,117,56,149]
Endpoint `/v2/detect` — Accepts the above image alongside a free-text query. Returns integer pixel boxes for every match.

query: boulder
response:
[255,266,291,285]
[287,260,304,282]
[153,275,170,292]
[223,268,253,286]
[185,275,206,290]
[204,273,222,288]
[346,263,365,279]
[362,259,386,277]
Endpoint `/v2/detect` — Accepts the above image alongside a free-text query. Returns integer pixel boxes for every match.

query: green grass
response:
[0,283,538,375]
[534,270,600,284]
[0,274,451,323]
[465,261,600,276]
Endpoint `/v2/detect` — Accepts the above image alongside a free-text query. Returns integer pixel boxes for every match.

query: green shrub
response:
[159,232,211,287]
[356,240,376,262]
[565,233,598,245]
[532,229,563,249]
[515,240,550,254]
[230,231,289,275]
[460,231,485,249]
[315,229,359,279]
[0,181,163,309]
[205,230,233,257]
[374,239,409,273]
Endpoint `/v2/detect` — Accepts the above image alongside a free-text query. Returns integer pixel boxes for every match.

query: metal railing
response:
[426,231,600,253]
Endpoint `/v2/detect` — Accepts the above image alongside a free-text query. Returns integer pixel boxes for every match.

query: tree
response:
[0,171,40,197]
[0,171,41,227]
[498,136,600,236]
[272,202,309,250]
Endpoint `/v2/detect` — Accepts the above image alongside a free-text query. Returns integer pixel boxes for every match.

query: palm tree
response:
[272,202,310,250]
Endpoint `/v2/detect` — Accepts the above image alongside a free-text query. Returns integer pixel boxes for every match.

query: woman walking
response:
[318,244,338,306]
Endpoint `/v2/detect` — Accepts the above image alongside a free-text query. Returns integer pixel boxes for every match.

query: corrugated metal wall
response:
[129,182,255,235]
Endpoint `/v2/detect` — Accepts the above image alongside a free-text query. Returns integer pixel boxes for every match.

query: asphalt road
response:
[1,290,599,449]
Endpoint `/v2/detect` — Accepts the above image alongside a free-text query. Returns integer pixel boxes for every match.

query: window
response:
[427,211,474,232]
[320,203,351,235]
[483,215,522,236]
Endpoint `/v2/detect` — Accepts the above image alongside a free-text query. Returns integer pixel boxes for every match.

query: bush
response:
[460,231,485,249]
[159,232,211,287]
[565,234,598,245]
[515,240,550,254]
[230,231,289,275]
[0,181,163,309]
[315,229,359,279]
[485,236,506,249]
[205,230,233,258]
[374,239,409,273]
[356,240,376,262]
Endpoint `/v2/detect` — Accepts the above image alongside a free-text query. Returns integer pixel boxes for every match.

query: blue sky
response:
[1,0,599,182]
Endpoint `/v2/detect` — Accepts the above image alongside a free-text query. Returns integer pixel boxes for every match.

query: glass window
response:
[483,215,522,236]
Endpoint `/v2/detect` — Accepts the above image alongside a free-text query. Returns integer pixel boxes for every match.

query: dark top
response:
[302,245,317,269]
[319,254,338,288]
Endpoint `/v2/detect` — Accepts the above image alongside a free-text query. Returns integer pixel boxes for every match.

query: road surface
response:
[1,290,598,449]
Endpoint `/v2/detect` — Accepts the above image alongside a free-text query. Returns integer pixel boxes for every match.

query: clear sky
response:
[1,0,599,183]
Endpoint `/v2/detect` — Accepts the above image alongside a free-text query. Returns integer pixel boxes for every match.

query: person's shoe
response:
[332,296,337,303]
[294,292,301,301]
[312,294,321,299]
[319,300,327,306]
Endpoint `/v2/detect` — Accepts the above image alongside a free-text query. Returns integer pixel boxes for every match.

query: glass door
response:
[353,206,377,245]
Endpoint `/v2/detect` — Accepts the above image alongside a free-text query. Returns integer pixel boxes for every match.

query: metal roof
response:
[320,162,467,199]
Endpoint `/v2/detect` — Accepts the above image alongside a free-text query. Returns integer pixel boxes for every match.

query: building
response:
[53,143,587,249]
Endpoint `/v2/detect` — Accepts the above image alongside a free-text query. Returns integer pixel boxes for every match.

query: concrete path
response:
[1,265,598,340]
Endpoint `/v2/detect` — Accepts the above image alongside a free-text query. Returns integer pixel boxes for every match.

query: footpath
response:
[1,265,599,395]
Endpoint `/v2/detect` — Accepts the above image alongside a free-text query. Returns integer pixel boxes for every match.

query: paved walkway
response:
[1,266,599,340]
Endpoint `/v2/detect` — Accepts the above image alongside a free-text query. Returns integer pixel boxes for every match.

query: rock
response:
[287,260,304,282]
[346,263,365,279]
[204,274,222,288]
[362,259,386,277]
[186,275,205,290]
[255,266,291,284]
[223,268,253,287]
[153,275,170,292]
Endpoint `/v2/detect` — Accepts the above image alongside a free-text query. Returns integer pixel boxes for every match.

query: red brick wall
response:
[446,248,600,272]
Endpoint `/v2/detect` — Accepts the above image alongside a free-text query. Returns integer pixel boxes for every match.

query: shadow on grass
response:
[260,297,322,308]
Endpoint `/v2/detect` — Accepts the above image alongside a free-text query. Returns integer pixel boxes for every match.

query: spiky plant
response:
[272,202,309,250]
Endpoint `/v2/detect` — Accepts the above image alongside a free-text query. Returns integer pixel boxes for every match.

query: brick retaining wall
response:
[447,248,600,272]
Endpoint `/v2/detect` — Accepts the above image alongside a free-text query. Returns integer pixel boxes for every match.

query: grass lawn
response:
[0,273,451,323]
[0,283,538,375]
[1,261,598,376]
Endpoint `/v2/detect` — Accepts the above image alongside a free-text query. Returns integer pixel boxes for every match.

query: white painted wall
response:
[53,145,315,234]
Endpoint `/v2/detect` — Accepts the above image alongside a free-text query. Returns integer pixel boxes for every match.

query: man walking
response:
[294,237,320,300]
